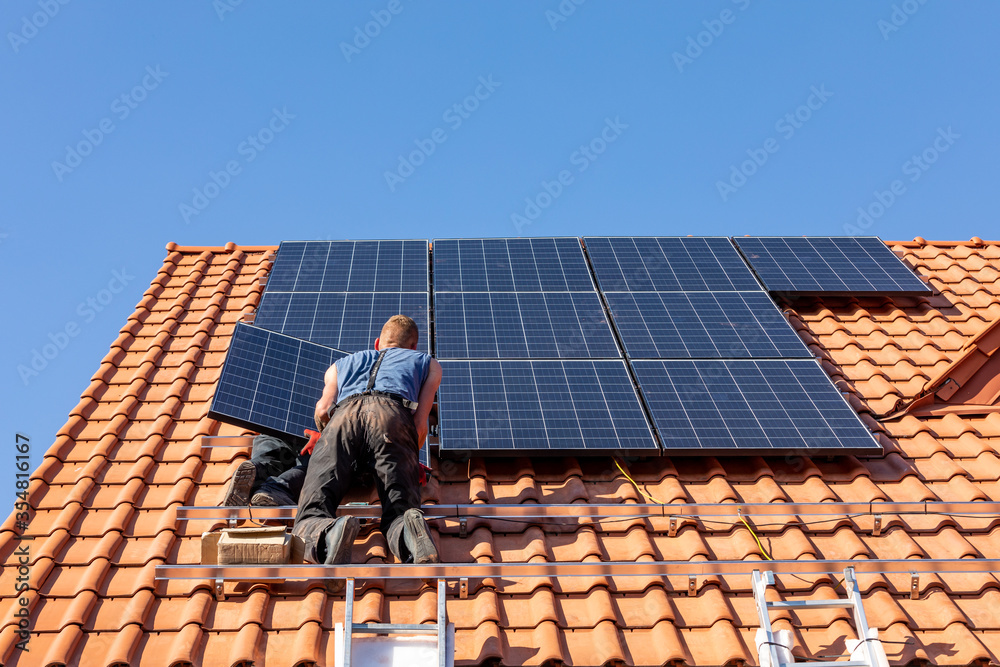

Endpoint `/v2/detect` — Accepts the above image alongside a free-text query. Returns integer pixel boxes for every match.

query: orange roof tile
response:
[4,239,1000,666]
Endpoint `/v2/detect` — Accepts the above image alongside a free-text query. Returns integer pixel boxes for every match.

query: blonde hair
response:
[380,314,419,349]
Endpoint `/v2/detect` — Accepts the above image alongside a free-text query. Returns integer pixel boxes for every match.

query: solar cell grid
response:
[631,359,880,453]
[432,237,594,292]
[254,291,429,353]
[434,291,619,359]
[584,237,762,292]
[209,323,348,443]
[604,291,810,359]
[437,360,657,452]
[734,236,931,295]
[266,240,428,293]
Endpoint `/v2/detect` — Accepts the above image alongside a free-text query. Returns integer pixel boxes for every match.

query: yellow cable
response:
[614,459,664,505]
[740,516,773,561]
[615,459,774,562]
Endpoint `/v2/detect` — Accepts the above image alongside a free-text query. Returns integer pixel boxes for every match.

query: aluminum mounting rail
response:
[175,500,1000,523]
[155,557,1000,581]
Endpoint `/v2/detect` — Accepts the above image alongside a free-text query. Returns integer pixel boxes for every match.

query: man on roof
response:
[292,314,443,573]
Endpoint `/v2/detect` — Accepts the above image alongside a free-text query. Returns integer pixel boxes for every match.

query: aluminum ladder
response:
[339,577,452,667]
[752,567,881,667]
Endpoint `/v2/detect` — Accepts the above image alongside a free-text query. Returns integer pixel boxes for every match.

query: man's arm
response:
[314,363,339,431]
[412,359,442,449]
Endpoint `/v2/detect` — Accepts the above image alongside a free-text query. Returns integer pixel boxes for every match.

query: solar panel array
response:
[584,236,880,454]
[211,236,891,458]
[209,322,348,443]
[734,236,933,295]
[432,237,656,452]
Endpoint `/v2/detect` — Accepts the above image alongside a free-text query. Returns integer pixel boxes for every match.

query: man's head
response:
[375,314,419,351]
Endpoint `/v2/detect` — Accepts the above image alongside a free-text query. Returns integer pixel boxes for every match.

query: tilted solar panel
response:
[266,240,429,293]
[734,236,932,295]
[604,291,811,359]
[253,291,430,353]
[209,322,348,444]
[434,291,619,359]
[433,237,594,292]
[585,237,762,292]
[631,359,881,454]
[437,359,658,453]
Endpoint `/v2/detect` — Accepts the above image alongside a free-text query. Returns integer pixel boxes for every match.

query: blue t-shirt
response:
[335,347,432,405]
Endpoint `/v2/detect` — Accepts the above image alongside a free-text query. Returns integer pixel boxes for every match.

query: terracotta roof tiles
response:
[4,240,1000,666]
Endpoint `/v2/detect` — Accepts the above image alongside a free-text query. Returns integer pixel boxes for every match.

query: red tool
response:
[301,429,321,456]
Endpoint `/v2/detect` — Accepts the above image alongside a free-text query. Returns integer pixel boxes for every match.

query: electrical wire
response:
[614,459,664,504]
[739,515,773,560]
[614,457,778,561]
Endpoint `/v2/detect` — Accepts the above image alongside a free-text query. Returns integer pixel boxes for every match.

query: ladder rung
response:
[351,622,439,635]
[767,599,855,609]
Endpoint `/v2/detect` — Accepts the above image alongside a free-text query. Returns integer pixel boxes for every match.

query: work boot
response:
[251,487,296,507]
[323,516,360,594]
[401,509,439,564]
[220,461,256,507]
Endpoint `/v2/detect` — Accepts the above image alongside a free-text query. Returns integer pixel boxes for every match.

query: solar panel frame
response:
[631,358,881,454]
[209,322,349,444]
[734,236,932,296]
[603,290,812,360]
[437,359,659,454]
[584,236,764,292]
[432,237,596,292]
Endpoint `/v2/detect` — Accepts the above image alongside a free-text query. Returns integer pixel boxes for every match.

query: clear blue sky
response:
[2,2,998,485]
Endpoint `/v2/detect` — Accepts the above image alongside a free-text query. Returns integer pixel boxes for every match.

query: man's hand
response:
[412,359,443,449]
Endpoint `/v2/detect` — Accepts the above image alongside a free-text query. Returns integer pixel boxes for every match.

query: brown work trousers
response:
[292,394,421,563]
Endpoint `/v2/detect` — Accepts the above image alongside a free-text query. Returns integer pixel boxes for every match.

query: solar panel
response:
[253,291,430,353]
[631,359,881,454]
[604,291,811,359]
[209,322,348,444]
[734,236,932,295]
[437,360,657,453]
[433,237,594,292]
[266,240,428,293]
[585,237,762,292]
[434,291,619,359]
